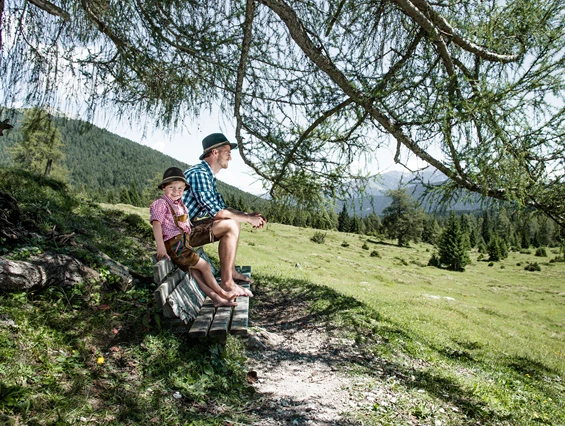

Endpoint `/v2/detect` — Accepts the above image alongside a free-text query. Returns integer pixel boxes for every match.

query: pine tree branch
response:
[28,0,70,21]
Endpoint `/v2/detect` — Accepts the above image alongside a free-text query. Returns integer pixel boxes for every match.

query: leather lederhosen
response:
[163,200,199,271]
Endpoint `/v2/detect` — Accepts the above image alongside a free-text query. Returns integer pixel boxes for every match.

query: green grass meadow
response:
[240,222,564,376]
[105,203,565,424]
[0,176,564,425]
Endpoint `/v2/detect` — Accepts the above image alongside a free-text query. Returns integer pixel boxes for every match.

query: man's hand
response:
[248,212,266,228]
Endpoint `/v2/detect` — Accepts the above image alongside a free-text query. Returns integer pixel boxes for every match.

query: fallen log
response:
[0,252,99,292]
[83,244,134,292]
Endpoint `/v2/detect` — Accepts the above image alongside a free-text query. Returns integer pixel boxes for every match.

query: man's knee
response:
[213,218,240,238]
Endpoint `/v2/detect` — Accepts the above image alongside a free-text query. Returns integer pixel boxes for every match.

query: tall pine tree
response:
[337,204,351,233]
[437,213,471,271]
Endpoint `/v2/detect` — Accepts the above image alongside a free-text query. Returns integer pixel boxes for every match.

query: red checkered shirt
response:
[149,195,192,242]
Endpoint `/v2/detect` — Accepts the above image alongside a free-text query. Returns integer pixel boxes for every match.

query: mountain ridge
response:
[0,109,264,207]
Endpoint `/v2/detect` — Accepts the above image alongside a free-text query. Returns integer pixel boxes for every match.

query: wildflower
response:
[97,356,104,365]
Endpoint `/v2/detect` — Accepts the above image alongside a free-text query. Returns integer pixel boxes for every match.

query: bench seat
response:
[152,248,250,340]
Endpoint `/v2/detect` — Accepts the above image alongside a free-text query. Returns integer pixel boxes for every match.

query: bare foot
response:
[240,285,253,297]
[210,293,238,307]
[233,270,254,284]
[222,290,239,301]
[222,280,254,297]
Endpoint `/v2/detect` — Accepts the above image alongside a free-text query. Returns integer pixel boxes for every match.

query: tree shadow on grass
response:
[2,283,253,425]
[366,238,419,249]
[248,274,561,426]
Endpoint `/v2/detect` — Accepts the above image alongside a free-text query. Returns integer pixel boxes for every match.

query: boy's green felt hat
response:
[158,167,189,190]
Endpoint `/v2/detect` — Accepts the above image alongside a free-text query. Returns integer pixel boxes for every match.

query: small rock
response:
[172,391,182,399]
[246,335,267,350]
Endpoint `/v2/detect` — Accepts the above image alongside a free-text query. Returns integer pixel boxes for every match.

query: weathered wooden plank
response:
[208,306,232,336]
[153,257,176,284]
[153,252,251,339]
[188,303,215,338]
[153,282,173,318]
[155,268,184,318]
[167,273,206,323]
[235,265,252,275]
[230,293,249,336]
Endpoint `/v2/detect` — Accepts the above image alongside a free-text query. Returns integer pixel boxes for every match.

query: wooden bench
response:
[152,248,251,341]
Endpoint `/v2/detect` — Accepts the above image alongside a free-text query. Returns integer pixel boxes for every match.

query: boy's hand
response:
[156,247,170,261]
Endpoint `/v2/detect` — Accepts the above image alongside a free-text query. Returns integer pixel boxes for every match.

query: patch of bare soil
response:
[245,288,364,425]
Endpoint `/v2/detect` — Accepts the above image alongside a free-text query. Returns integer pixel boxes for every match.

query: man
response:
[182,133,266,297]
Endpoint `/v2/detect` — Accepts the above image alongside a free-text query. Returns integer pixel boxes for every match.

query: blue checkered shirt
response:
[182,161,226,221]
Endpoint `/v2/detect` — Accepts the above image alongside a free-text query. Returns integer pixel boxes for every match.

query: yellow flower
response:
[97,356,104,365]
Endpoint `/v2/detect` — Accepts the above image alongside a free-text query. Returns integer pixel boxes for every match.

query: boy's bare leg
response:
[212,219,253,297]
[190,268,237,307]
[191,258,238,300]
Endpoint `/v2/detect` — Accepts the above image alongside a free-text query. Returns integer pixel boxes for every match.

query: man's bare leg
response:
[212,218,253,297]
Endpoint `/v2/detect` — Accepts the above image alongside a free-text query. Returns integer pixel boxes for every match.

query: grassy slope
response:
[1,180,564,425]
[107,203,565,425]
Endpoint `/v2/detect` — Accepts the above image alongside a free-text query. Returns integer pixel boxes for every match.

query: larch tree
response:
[1,0,564,227]
[10,107,64,178]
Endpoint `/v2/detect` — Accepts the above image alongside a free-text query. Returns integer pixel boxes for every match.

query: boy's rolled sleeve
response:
[149,199,168,224]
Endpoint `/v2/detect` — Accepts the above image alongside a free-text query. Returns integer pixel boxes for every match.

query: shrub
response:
[341,241,350,247]
[370,250,380,258]
[487,237,503,261]
[428,253,440,267]
[362,242,369,250]
[310,231,326,244]
[488,262,494,267]
[524,262,541,272]
[550,256,564,263]
[535,247,547,257]
[520,249,532,255]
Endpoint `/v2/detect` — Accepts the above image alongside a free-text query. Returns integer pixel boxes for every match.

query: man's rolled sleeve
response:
[193,190,224,218]
[183,161,226,220]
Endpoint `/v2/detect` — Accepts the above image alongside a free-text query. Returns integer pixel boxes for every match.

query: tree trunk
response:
[44,158,53,177]
[0,252,99,292]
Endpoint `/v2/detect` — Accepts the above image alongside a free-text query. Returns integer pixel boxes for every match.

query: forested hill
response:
[0,109,263,208]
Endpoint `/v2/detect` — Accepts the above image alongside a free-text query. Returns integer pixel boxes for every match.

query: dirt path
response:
[244,286,365,425]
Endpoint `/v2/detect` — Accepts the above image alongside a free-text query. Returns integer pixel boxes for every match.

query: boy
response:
[150,167,237,307]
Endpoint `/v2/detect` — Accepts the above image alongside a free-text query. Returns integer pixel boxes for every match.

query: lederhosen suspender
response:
[163,198,190,246]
